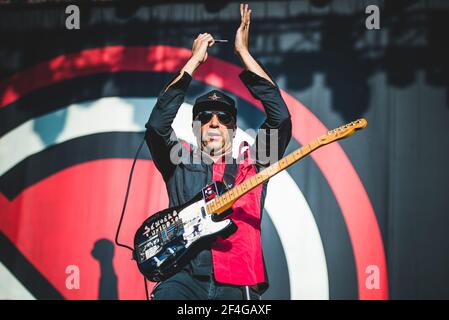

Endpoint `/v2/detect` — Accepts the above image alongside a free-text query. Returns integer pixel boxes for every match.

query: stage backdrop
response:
[1,0,448,300]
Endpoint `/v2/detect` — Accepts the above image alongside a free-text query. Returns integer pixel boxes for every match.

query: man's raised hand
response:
[235,3,251,55]
[191,33,215,64]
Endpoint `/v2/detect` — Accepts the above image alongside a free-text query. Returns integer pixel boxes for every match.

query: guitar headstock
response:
[319,118,367,145]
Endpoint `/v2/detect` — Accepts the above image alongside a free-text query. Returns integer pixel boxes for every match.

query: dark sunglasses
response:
[195,111,235,126]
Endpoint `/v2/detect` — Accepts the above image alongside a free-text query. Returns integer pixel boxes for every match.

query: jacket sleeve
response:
[239,64,292,168]
[145,71,192,180]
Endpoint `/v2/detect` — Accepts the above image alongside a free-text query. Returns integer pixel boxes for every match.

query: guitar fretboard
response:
[205,138,322,215]
[205,118,367,215]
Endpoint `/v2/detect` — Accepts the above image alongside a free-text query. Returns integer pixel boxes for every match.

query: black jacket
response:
[145,65,292,280]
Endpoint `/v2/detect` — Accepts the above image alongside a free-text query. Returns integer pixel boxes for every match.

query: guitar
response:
[133,118,368,282]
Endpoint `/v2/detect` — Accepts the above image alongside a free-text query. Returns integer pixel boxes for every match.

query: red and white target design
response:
[0,46,388,300]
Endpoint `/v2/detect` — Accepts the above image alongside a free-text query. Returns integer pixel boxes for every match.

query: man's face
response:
[194,110,236,157]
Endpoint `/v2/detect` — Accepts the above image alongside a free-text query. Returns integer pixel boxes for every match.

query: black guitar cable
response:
[114,135,150,300]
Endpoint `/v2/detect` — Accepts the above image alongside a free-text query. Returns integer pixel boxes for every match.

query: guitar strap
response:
[222,158,238,190]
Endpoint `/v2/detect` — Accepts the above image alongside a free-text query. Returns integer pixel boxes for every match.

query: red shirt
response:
[211,155,265,286]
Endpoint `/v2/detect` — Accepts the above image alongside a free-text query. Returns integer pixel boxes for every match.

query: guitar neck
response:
[205,138,323,216]
[205,118,367,216]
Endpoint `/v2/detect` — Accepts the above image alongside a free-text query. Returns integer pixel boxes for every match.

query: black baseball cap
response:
[192,90,237,121]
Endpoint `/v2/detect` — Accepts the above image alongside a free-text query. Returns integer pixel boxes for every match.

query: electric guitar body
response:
[134,181,236,282]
